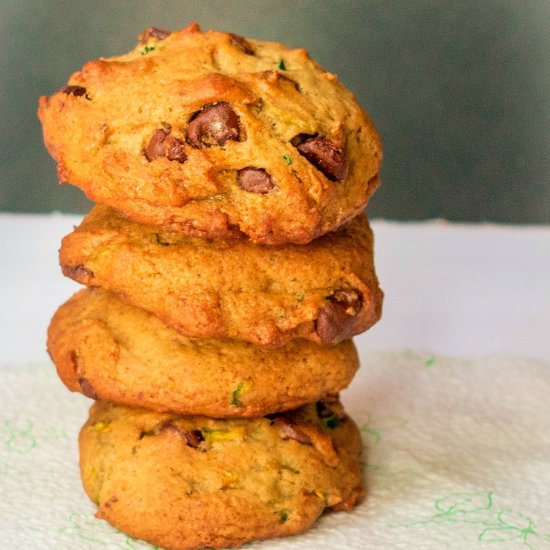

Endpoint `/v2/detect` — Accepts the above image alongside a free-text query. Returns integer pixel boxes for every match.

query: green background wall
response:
[1,0,549,222]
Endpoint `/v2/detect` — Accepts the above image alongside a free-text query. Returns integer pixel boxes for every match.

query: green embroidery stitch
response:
[1,419,37,453]
[391,491,550,548]
[359,413,408,445]
[60,513,160,548]
[0,418,68,453]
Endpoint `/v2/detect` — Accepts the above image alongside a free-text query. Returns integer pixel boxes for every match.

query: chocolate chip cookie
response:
[79,400,364,549]
[59,205,383,347]
[48,288,359,417]
[38,23,382,245]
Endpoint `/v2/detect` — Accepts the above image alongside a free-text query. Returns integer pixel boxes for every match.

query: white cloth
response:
[0,214,549,549]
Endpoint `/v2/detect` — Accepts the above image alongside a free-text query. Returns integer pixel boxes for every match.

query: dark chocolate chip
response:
[164,136,187,163]
[187,103,242,148]
[144,129,186,163]
[237,167,274,194]
[158,422,205,449]
[62,264,94,282]
[316,288,362,345]
[316,401,334,419]
[229,33,254,55]
[186,429,206,448]
[78,378,97,399]
[291,134,348,181]
[272,416,312,445]
[60,85,88,98]
[139,27,171,43]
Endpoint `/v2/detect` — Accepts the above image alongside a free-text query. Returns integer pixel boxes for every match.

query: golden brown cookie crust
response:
[80,400,364,550]
[59,206,383,347]
[48,288,359,417]
[38,24,382,245]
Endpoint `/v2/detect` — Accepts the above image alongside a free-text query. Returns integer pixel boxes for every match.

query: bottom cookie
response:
[79,400,364,550]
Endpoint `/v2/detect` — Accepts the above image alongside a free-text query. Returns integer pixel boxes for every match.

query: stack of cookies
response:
[39,24,383,550]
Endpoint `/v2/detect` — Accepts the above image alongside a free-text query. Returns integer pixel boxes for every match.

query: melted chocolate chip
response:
[144,130,167,161]
[78,378,97,399]
[139,27,171,43]
[144,129,187,163]
[272,416,312,445]
[60,85,88,98]
[158,422,205,449]
[291,134,348,181]
[316,289,362,344]
[187,103,242,148]
[62,264,94,282]
[229,33,254,55]
[237,167,274,194]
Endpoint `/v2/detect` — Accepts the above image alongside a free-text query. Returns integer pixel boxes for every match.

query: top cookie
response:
[38,23,382,245]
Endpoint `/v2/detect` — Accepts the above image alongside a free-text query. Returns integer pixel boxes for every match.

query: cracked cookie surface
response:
[48,288,359,417]
[80,400,364,550]
[38,23,382,245]
[59,205,383,347]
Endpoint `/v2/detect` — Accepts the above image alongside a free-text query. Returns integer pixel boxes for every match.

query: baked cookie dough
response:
[59,205,383,347]
[39,23,382,245]
[80,400,364,549]
[48,288,359,417]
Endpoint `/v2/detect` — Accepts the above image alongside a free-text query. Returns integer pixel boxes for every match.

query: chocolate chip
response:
[158,422,205,450]
[78,378,97,399]
[316,289,362,345]
[186,429,205,448]
[144,130,166,161]
[62,264,94,282]
[291,134,348,181]
[229,33,254,55]
[316,401,334,419]
[60,85,88,98]
[144,129,187,163]
[187,103,243,148]
[139,27,171,43]
[272,416,312,445]
[237,167,274,194]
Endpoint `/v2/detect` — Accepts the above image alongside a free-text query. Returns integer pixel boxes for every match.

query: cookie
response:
[47,288,359,417]
[38,23,382,245]
[59,205,383,347]
[80,400,364,549]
